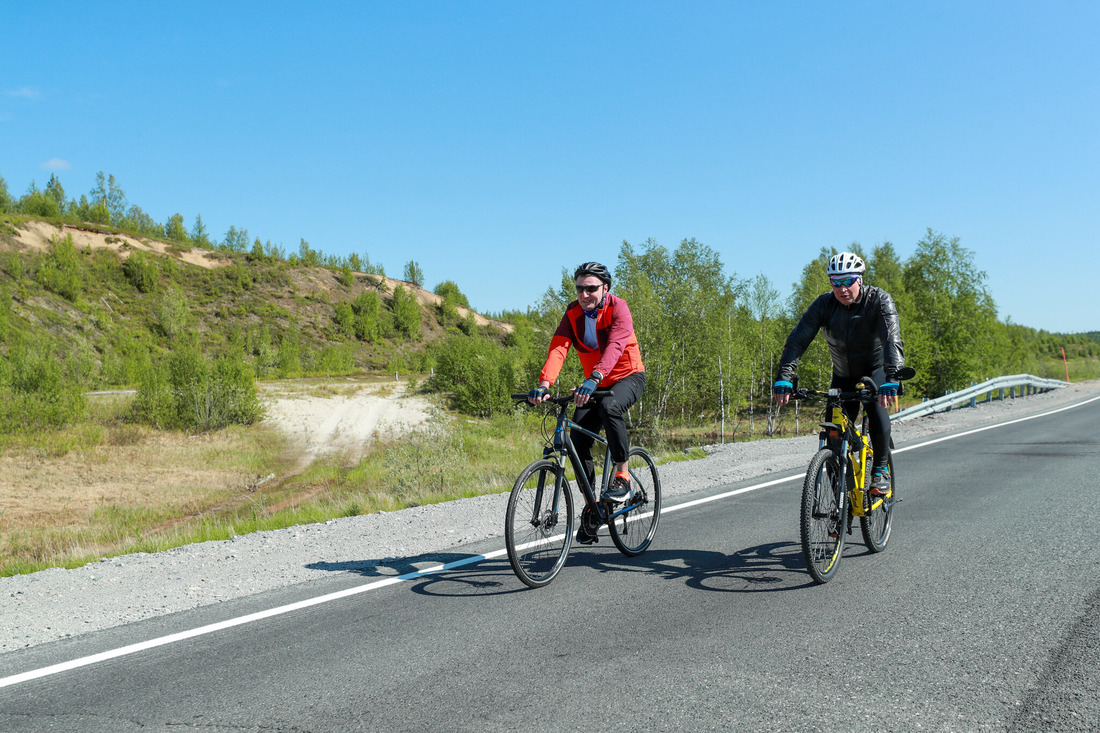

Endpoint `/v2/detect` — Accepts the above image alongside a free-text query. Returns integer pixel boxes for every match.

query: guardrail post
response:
[970,382,977,408]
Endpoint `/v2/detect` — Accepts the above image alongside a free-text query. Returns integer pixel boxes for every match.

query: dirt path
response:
[261,381,434,468]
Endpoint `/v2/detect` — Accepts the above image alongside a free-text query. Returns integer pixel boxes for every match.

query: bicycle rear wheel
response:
[505,460,574,588]
[608,447,661,557]
[860,455,894,552]
[800,448,845,584]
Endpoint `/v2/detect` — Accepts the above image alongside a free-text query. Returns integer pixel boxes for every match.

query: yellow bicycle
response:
[792,367,915,584]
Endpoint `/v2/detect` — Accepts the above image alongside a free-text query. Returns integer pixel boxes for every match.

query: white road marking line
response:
[3,393,1096,689]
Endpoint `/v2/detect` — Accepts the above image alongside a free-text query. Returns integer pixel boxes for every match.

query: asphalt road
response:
[2,398,1098,732]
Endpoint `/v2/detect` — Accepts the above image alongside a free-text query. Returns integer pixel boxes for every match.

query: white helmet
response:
[826,252,865,277]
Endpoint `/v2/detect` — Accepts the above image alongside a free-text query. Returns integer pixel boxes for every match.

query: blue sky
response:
[2,1,1097,333]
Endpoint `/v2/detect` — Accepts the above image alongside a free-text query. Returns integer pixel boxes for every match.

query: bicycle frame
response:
[805,387,886,523]
[531,396,639,529]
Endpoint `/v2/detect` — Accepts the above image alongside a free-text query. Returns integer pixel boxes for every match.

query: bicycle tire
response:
[607,447,661,557]
[800,447,845,584]
[860,455,894,552]
[505,460,573,588]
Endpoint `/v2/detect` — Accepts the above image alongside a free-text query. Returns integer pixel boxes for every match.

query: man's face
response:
[830,275,861,306]
[575,275,607,312]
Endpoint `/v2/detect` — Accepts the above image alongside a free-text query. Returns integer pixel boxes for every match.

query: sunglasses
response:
[830,276,860,288]
[576,284,603,294]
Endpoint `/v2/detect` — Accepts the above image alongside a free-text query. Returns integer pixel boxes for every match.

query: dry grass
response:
[0,420,293,574]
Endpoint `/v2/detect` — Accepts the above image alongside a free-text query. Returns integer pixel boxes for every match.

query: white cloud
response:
[41,158,72,171]
[7,86,42,100]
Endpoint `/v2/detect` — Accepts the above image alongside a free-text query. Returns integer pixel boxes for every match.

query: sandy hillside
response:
[5,219,511,332]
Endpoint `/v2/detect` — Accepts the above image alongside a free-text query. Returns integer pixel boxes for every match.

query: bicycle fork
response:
[528,453,566,531]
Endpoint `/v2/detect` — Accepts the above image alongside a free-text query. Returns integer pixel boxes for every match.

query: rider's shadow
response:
[304,540,854,597]
[586,541,819,592]
[306,554,528,597]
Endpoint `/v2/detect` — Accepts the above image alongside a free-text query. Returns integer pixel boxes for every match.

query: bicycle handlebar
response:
[511,390,614,406]
[792,376,879,404]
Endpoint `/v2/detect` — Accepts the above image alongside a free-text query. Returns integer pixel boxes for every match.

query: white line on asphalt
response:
[3,393,1097,689]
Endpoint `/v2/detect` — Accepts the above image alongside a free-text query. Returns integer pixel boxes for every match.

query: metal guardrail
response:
[892,374,1068,423]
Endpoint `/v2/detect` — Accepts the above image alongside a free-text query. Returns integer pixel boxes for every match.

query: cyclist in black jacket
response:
[773,252,905,495]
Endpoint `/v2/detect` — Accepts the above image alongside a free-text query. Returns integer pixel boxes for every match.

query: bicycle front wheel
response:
[505,460,574,588]
[800,448,845,584]
[608,447,662,557]
[860,455,894,552]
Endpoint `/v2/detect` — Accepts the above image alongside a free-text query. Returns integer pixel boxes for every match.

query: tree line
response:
[427,232,1097,439]
[2,169,1094,439]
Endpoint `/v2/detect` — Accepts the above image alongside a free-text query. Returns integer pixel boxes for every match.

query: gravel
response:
[3,379,1098,654]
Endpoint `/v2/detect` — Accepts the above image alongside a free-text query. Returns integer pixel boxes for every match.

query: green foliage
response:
[434,279,470,329]
[403,260,424,288]
[616,238,744,427]
[0,341,88,433]
[338,263,354,288]
[427,335,518,416]
[153,286,193,338]
[334,301,355,337]
[434,280,470,308]
[391,284,422,340]
[297,238,321,267]
[18,188,61,218]
[902,229,999,396]
[382,411,465,496]
[164,212,188,242]
[190,214,211,248]
[36,234,83,301]
[123,251,159,293]
[0,172,11,212]
[278,328,302,377]
[352,290,383,342]
[130,345,262,431]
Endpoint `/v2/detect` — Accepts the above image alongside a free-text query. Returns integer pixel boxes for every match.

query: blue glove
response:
[528,386,549,401]
[773,380,793,395]
[576,377,599,397]
[879,382,899,397]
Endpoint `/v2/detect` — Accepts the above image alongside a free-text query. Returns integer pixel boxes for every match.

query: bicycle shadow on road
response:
[305,553,529,598]
[585,540,820,593]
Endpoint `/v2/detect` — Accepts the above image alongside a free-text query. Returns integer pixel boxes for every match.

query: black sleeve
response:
[877,289,905,379]
[777,295,827,382]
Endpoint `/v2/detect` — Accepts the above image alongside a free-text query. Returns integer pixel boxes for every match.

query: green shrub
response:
[123,251,159,293]
[391,285,421,340]
[130,345,262,431]
[153,287,193,338]
[37,234,83,302]
[427,335,517,416]
[0,344,87,433]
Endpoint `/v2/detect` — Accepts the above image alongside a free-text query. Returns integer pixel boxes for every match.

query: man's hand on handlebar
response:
[527,383,550,405]
[572,374,600,407]
[877,381,899,410]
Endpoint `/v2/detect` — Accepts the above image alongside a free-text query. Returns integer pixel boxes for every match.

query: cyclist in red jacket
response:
[528,262,646,543]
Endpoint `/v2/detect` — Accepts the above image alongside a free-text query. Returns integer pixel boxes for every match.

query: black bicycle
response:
[504,391,662,588]
[791,367,915,584]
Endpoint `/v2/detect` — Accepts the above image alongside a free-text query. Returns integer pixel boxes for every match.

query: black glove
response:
[528,386,549,401]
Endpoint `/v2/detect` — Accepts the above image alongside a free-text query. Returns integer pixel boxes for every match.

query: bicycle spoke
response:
[608,447,661,557]
[505,461,573,588]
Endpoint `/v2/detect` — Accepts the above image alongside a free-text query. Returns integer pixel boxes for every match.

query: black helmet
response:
[573,261,612,286]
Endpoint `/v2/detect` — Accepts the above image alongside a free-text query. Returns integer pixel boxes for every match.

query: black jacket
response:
[777,285,904,382]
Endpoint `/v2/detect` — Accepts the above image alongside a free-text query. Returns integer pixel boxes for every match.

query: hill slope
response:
[0,216,510,384]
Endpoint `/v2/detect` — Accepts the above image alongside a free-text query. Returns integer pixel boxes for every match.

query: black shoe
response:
[869,465,891,497]
[602,475,631,503]
[575,526,599,545]
[576,505,600,544]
